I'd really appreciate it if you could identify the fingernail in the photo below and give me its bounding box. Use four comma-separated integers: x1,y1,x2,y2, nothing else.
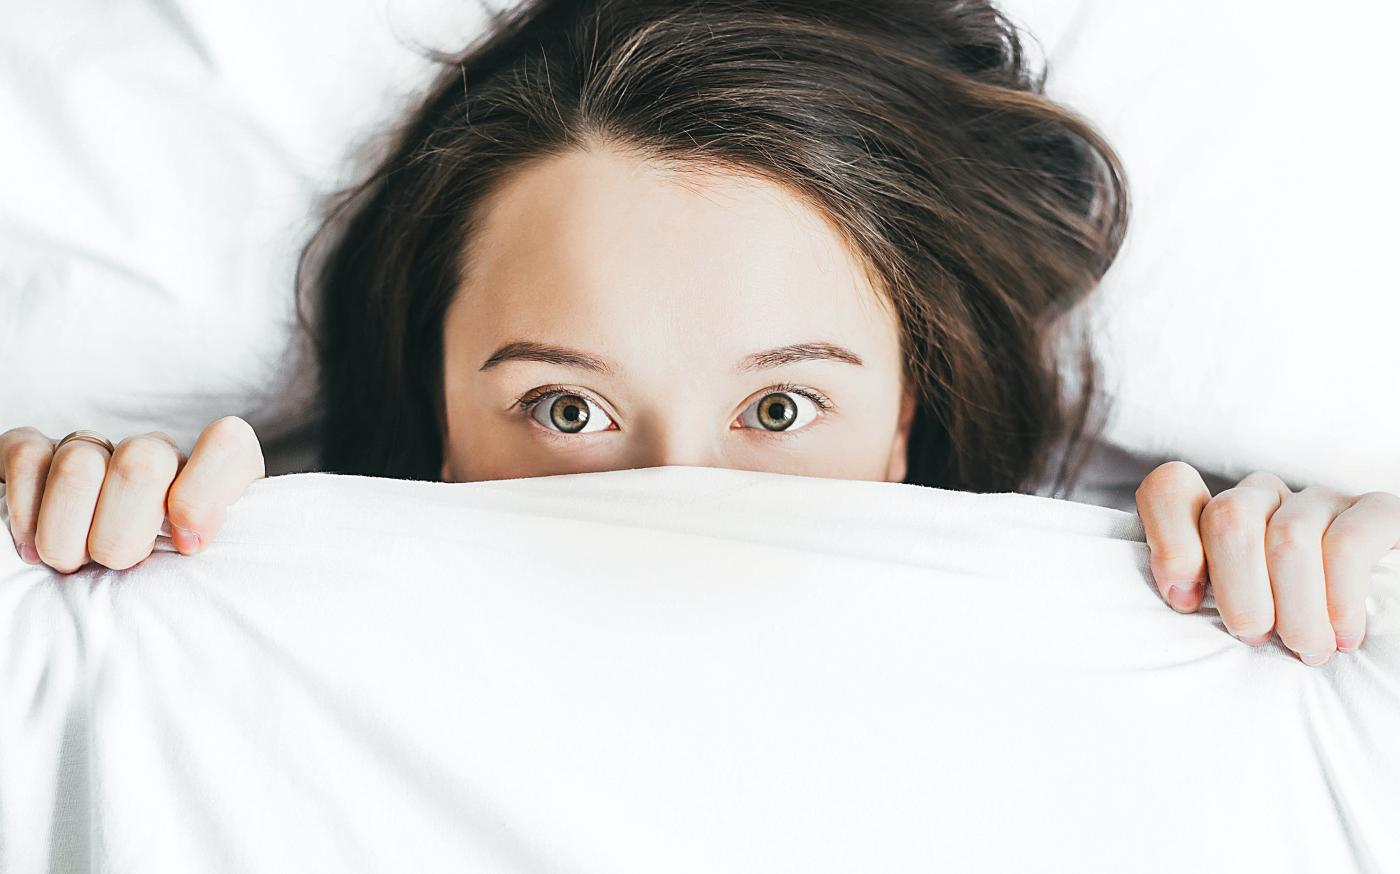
1235,630,1271,646
18,543,39,564
1336,633,1362,652
1166,582,1201,612
174,527,202,552
1299,650,1333,667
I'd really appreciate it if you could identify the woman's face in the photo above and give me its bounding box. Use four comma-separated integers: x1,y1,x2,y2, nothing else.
439,145,914,484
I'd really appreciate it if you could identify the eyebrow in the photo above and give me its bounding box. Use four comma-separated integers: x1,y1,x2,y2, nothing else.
480,341,613,374
736,342,864,372
479,340,864,374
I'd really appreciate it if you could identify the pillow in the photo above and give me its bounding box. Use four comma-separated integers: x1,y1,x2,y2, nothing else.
999,0,1400,496
3,1,1395,496
2,466,1398,871
0,0,486,469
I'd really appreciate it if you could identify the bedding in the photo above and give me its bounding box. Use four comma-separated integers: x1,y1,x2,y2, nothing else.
999,0,1400,496
2,466,1398,873
0,0,487,469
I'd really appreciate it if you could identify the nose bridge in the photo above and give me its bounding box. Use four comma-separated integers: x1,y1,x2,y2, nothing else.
627,412,726,471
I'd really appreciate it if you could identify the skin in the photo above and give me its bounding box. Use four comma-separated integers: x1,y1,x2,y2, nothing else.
437,146,913,484
1135,465,1400,665
0,418,264,570
3,144,1397,667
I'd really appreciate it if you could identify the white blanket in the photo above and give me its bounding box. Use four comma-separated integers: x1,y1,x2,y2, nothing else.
2,467,1398,872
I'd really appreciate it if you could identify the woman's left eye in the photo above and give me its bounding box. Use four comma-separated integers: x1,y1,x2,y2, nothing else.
737,389,826,433
526,391,614,434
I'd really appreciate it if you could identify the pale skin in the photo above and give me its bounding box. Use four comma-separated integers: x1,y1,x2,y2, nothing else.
3,145,1398,667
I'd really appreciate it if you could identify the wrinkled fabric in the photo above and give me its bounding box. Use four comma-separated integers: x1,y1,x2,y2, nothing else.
1,467,1397,873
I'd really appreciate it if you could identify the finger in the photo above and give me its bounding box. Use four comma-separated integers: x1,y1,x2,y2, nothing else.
1135,461,1213,613
34,437,113,573
165,417,265,555
1200,473,1290,645
1264,486,1351,666
87,433,185,571
1321,491,1400,652
0,427,57,564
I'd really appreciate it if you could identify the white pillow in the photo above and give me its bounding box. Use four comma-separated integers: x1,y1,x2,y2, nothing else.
3,466,1398,871
1001,0,1400,496
3,1,1394,496
0,0,485,467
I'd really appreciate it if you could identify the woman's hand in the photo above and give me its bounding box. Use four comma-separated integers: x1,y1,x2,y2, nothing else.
1135,462,1400,666
1,417,265,573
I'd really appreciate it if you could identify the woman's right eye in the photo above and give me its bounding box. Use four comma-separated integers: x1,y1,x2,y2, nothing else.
527,391,615,434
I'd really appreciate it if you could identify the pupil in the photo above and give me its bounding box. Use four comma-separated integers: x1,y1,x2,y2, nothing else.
563,405,579,421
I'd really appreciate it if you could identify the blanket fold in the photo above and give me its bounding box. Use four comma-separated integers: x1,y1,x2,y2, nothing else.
1,468,1397,873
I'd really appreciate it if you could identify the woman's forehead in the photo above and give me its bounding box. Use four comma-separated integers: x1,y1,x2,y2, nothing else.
456,145,899,353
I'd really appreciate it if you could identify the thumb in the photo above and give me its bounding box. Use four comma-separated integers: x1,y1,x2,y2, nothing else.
1136,461,1213,613
164,417,266,554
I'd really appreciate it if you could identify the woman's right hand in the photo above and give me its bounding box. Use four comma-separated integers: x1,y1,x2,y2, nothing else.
0,416,265,573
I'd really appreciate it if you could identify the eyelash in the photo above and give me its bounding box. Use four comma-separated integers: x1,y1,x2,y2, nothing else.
514,385,601,413
763,382,835,411
513,383,835,419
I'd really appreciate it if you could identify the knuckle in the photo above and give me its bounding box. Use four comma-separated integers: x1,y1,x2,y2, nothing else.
1298,485,1341,501
109,437,177,484
207,417,264,479
1136,461,1199,497
1,426,46,445
1237,470,1286,490
207,415,255,447
4,439,52,480
1320,525,1365,558
49,443,109,484
1264,522,1315,560
1199,497,1255,538
143,430,178,448
205,415,265,477
1358,491,1400,514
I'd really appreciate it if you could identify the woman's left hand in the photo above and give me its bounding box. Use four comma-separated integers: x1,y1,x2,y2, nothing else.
1135,462,1400,666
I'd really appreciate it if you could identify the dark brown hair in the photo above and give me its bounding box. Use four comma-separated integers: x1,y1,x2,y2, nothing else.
297,0,1128,497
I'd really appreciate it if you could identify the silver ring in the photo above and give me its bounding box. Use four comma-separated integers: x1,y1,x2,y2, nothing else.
55,430,116,455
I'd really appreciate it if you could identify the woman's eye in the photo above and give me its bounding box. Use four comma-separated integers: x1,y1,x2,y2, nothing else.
529,392,614,434
738,390,821,433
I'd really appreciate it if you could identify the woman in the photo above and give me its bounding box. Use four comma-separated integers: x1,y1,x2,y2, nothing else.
3,0,1397,666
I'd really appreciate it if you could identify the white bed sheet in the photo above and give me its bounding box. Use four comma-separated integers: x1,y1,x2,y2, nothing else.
2,467,1397,873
